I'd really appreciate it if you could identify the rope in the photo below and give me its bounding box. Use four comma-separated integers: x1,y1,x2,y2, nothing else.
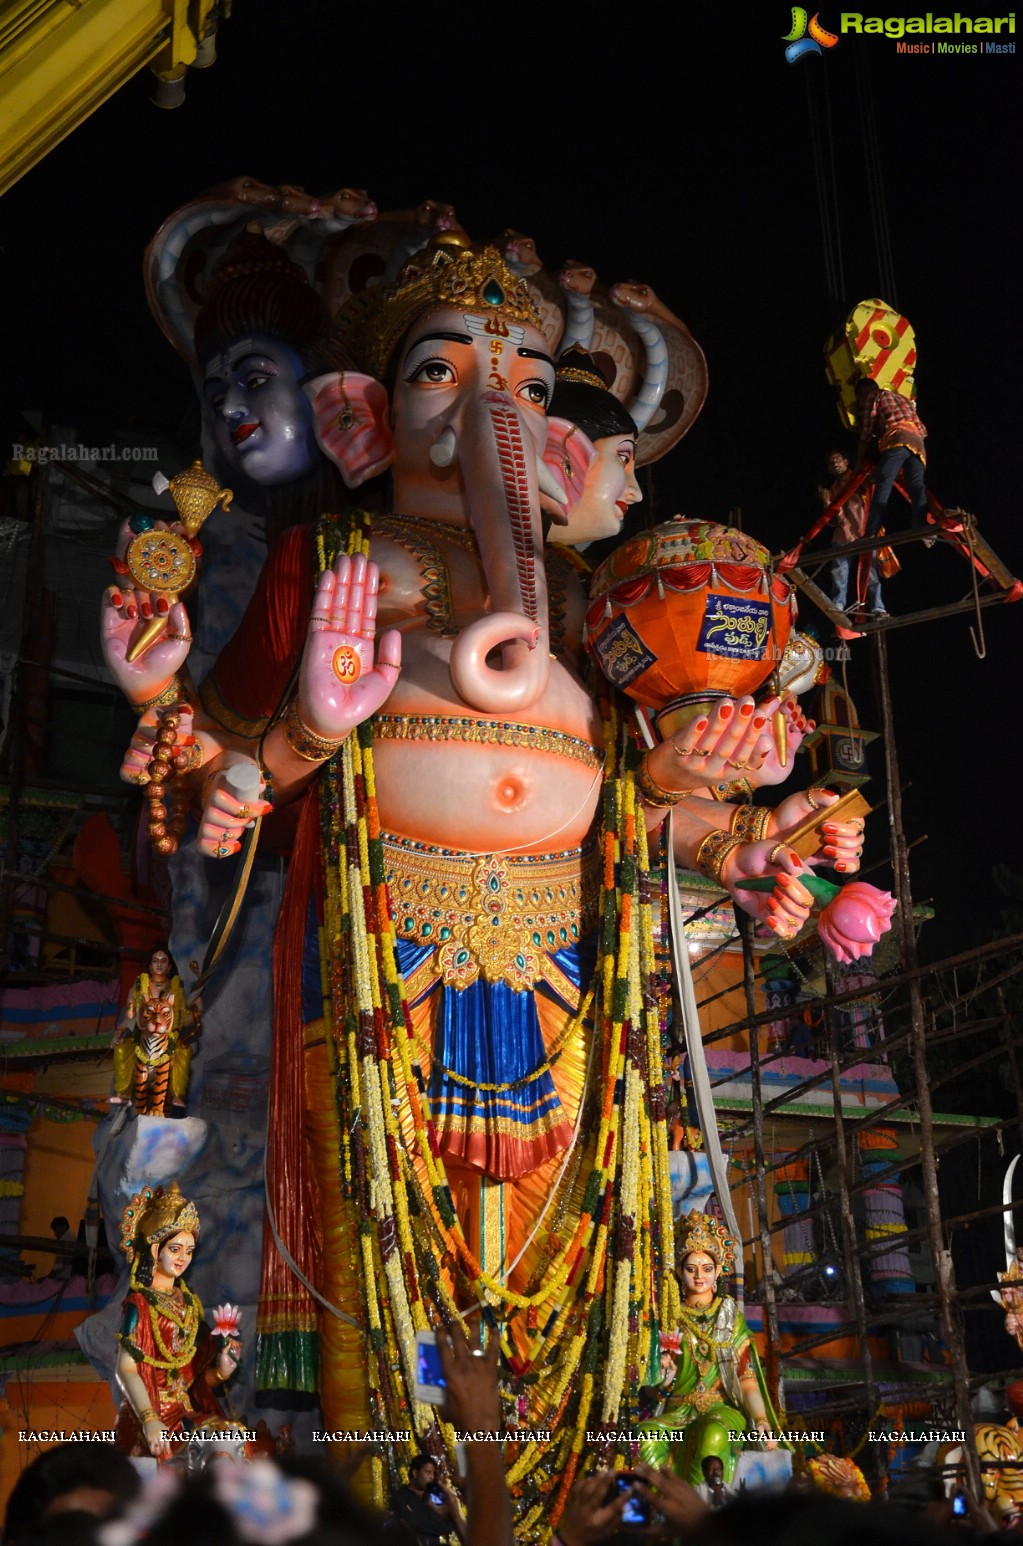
855,55,899,304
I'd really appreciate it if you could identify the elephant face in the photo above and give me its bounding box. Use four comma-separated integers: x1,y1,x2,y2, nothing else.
387,304,561,713
388,302,554,498
202,333,319,486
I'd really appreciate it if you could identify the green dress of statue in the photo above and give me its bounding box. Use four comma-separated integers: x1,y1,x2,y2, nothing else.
640,1209,779,1486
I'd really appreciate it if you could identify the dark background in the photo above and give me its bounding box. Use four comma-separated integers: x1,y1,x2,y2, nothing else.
0,0,1019,1375
0,22,1019,970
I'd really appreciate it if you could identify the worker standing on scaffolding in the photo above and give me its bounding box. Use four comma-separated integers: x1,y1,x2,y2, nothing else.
854,377,929,540
818,449,886,619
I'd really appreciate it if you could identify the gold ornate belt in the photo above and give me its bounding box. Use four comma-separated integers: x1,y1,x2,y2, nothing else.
382,833,600,992
373,714,605,773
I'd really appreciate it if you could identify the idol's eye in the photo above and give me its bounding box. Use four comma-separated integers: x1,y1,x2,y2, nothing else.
617,442,636,467
407,358,457,386
209,394,226,412
246,371,272,391
518,378,551,408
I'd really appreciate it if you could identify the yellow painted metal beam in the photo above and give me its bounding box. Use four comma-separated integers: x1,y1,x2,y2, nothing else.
0,0,206,198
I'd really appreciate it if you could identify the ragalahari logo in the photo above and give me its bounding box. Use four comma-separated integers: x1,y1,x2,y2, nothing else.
783,8,840,61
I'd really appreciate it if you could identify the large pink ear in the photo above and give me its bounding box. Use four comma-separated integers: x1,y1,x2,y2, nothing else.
306,372,395,487
543,417,597,518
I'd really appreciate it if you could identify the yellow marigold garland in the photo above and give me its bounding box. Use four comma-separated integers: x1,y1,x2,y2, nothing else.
314,512,679,1534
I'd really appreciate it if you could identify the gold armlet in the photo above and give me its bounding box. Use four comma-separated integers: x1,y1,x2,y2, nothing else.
636,753,694,809
694,829,745,885
282,699,347,763
729,804,771,843
132,676,184,716
709,777,755,803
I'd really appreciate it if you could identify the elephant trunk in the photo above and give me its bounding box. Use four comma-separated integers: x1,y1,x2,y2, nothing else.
449,392,551,714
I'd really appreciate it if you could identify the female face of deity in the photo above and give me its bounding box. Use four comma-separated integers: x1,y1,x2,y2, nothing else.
557,432,641,545
149,949,170,980
388,303,555,501
152,1230,195,1284
202,334,318,486
680,1250,719,1304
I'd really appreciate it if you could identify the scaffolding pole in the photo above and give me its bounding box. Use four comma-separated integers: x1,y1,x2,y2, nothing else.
740,912,784,1414
873,627,982,1498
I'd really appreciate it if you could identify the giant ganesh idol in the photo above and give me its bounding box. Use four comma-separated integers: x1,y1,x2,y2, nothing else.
101,226,885,1529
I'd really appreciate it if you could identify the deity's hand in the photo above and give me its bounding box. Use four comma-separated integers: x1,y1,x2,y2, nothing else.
769,787,864,874
746,697,815,788
197,753,274,859
143,1414,171,1460
120,704,208,786
723,840,816,941
642,697,779,803
216,1336,242,1380
658,1353,678,1387
103,592,192,707
297,553,401,739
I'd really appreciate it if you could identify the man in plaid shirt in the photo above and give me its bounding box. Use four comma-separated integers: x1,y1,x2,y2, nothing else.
855,377,929,538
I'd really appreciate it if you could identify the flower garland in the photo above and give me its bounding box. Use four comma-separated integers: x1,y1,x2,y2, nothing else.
314,511,678,1537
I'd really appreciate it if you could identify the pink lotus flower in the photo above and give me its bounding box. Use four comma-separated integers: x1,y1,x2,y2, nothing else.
212,1302,242,1338
817,882,896,964
660,1330,683,1355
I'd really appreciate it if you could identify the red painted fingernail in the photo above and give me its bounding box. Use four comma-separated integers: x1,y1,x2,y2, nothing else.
740,702,754,717
766,917,782,933
807,721,817,732
753,716,766,729
776,873,791,887
823,845,838,857
694,719,708,732
127,606,138,620
789,849,801,863
836,861,848,872
111,590,123,607
718,704,733,720
157,596,170,615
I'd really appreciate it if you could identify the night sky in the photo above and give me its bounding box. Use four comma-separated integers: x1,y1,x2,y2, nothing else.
1,0,1019,974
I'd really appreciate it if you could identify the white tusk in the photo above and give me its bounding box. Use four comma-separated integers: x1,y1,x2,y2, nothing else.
429,425,458,467
152,471,171,496
537,456,569,506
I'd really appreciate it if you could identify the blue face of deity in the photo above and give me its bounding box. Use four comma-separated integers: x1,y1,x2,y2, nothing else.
202,334,317,485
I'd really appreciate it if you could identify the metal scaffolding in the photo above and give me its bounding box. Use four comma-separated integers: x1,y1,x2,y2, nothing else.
721,526,1023,1494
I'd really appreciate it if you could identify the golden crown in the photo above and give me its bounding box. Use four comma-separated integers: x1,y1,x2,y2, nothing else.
674,1207,736,1273
342,242,544,378
120,1181,201,1263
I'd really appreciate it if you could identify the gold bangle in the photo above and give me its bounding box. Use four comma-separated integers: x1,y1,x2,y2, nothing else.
283,699,346,763
726,777,755,802
636,753,694,808
131,676,183,716
729,804,771,843
694,829,744,885
140,1407,157,1424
